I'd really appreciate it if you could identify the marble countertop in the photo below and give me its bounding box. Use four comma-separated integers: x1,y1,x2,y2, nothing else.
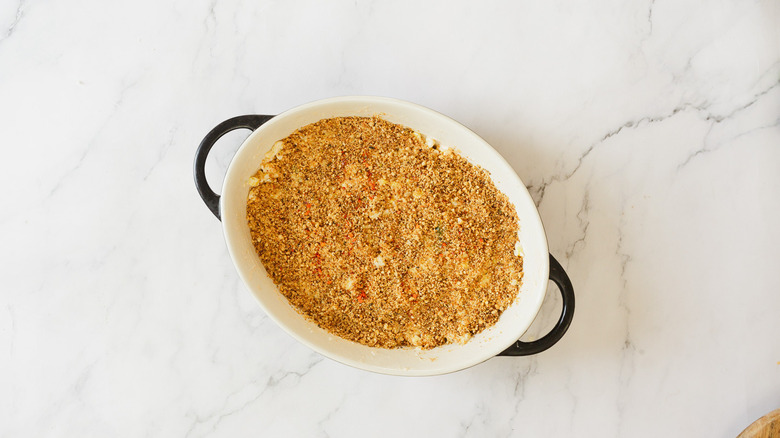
2,0,778,436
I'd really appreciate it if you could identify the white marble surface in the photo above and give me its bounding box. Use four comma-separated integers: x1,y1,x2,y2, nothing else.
1,0,779,436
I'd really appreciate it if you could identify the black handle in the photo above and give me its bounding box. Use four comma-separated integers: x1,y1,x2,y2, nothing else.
193,115,274,220
498,254,575,356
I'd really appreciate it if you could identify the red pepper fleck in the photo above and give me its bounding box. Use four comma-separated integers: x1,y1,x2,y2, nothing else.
357,291,367,303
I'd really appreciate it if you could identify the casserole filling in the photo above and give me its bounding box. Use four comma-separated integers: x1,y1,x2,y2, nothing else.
247,116,523,349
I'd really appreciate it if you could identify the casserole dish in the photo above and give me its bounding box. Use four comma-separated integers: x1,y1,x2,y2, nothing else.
194,96,574,376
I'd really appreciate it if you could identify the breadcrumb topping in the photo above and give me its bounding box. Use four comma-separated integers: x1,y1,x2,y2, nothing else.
246,116,523,349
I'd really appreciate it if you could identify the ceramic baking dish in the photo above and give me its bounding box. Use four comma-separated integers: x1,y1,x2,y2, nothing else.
193,96,574,376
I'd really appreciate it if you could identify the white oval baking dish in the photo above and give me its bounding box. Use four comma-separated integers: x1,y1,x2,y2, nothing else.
194,96,574,376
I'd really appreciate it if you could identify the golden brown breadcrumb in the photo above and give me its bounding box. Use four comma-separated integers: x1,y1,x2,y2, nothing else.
246,116,523,349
